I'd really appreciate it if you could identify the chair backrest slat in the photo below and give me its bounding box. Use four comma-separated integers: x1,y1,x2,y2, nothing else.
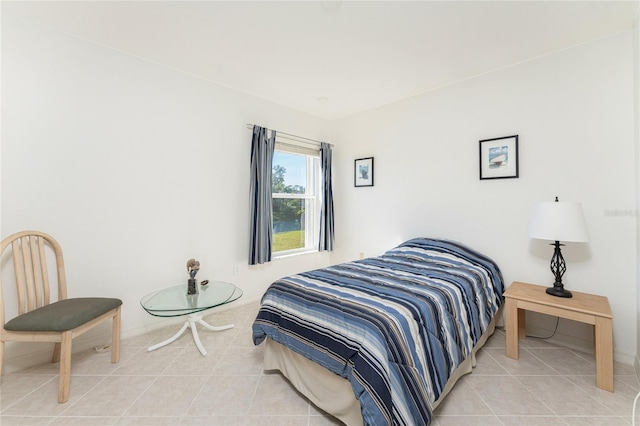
37,237,51,306
11,239,27,315
21,236,37,312
29,236,49,309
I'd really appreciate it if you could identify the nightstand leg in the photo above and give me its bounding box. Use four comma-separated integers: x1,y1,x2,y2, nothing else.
506,298,519,359
518,309,526,338
595,316,614,392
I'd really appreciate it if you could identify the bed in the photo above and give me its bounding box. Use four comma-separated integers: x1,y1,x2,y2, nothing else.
252,238,504,425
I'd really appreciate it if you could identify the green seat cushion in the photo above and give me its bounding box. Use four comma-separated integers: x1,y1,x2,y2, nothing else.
5,297,122,332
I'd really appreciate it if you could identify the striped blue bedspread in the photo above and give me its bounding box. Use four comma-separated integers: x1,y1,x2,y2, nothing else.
252,238,504,425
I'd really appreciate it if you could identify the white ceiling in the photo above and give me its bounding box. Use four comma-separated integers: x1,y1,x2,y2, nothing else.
4,1,639,120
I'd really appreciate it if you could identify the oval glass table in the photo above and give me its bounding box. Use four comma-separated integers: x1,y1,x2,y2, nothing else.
140,281,243,356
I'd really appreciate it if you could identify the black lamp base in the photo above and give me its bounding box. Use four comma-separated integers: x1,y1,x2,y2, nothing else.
546,240,572,298
546,285,573,298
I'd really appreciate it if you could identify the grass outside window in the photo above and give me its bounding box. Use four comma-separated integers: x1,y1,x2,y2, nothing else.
273,230,305,252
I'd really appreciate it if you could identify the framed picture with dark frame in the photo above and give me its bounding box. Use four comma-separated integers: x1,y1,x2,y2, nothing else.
354,157,374,187
479,135,519,180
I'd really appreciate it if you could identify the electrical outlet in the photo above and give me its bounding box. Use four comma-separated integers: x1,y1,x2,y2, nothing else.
359,252,365,260
233,264,240,275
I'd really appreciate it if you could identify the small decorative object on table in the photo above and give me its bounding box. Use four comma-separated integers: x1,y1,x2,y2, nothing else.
186,258,200,295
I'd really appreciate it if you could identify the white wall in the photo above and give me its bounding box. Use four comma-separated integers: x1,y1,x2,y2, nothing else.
332,31,637,361
1,11,332,371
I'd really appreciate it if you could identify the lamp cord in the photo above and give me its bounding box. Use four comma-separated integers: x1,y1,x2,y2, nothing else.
526,317,560,340
494,317,560,339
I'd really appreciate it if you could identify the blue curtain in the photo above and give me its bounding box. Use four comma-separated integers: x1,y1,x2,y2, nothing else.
318,142,335,252
249,125,276,265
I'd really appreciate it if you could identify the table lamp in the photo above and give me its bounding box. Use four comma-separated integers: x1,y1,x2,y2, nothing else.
528,196,590,298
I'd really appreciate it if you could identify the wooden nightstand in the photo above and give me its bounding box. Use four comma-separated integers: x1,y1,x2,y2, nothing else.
504,281,614,392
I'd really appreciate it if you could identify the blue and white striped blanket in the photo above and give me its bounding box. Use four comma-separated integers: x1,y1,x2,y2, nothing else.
252,238,504,425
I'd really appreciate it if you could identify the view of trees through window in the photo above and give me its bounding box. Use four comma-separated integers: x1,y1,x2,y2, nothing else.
272,152,309,252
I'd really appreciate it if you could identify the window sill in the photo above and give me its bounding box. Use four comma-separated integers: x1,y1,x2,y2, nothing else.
273,249,318,260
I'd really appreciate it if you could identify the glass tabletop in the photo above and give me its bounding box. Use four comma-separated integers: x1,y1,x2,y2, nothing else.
140,281,243,317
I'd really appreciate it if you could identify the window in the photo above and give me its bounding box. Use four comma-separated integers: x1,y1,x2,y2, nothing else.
272,146,321,255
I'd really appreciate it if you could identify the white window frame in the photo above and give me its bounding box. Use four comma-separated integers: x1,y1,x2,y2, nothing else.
272,145,321,257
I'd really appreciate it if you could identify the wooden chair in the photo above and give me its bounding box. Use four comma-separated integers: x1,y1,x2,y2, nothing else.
0,230,122,403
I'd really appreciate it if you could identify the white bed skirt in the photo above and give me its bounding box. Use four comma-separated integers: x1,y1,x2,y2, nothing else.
263,312,499,425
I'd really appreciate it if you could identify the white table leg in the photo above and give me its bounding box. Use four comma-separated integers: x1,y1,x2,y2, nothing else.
189,316,208,356
147,321,190,352
147,313,235,356
198,317,234,332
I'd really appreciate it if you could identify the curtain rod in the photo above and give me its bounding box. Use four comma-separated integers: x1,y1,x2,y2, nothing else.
246,123,333,147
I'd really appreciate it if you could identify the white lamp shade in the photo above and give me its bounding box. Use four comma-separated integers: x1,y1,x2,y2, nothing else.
528,201,590,243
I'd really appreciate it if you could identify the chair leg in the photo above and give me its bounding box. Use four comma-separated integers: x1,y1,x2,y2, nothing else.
52,342,61,363
111,306,121,363
58,331,72,403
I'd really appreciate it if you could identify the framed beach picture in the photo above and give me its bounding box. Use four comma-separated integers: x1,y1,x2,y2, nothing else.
354,157,374,187
479,135,519,180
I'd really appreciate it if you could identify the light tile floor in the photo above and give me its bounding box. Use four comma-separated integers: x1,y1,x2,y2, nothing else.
1,301,639,425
